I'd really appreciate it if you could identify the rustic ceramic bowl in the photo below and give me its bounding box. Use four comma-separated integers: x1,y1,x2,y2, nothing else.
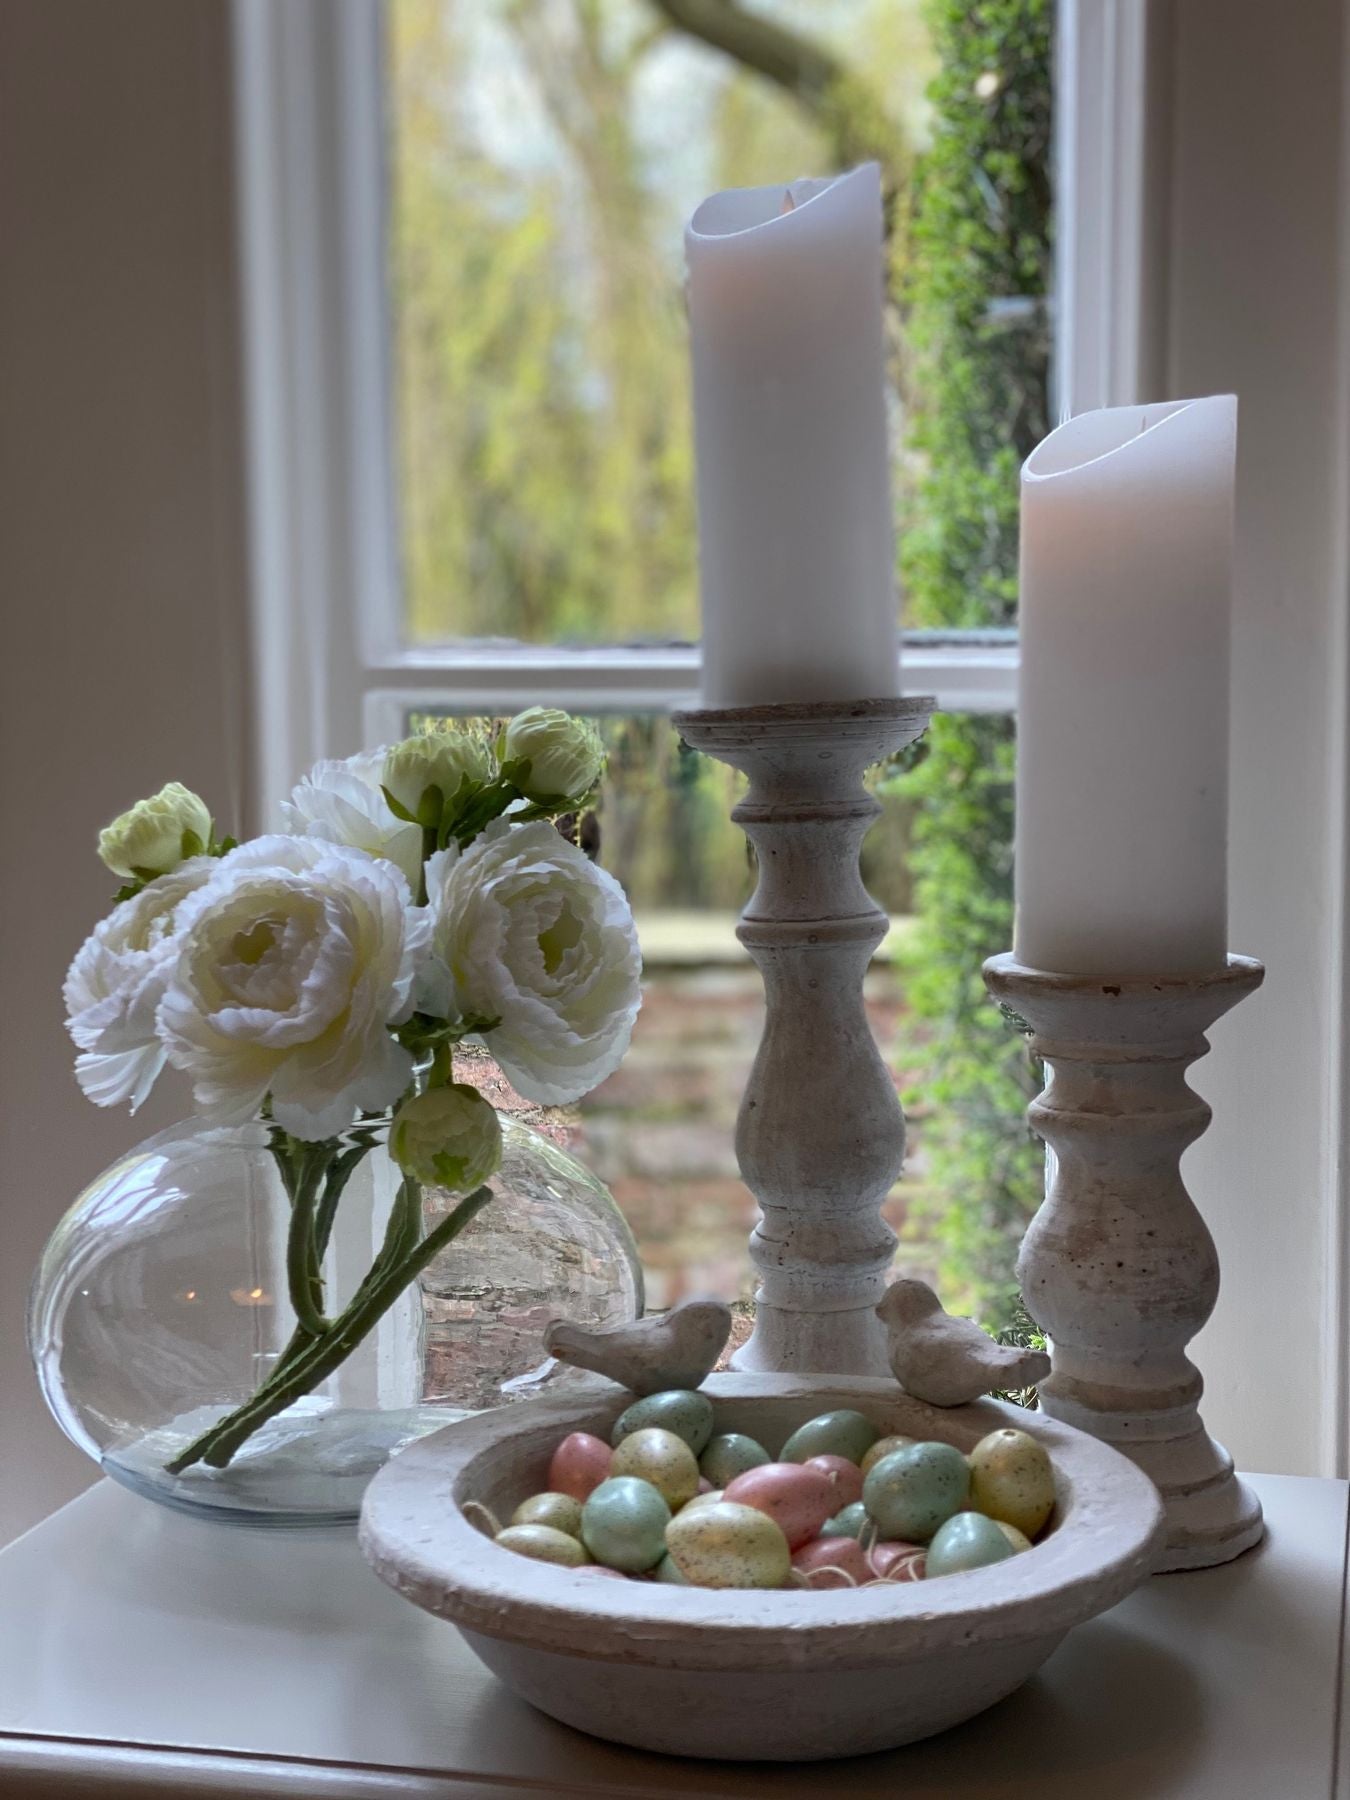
360,1373,1164,1761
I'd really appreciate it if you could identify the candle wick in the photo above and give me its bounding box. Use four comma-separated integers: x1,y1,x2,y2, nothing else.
780,187,797,215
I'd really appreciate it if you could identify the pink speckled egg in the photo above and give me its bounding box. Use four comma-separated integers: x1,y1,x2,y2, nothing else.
804,1454,864,1511
870,1540,927,1582
723,1461,836,1550
547,1432,613,1502
791,1535,873,1589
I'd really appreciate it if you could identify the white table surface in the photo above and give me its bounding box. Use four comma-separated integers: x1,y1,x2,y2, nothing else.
0,1473,1345,1799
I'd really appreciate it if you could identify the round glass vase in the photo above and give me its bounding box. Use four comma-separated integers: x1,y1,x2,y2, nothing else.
29,1111,643,1527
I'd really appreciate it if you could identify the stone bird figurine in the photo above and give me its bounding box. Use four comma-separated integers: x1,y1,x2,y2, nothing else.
544,1297,733,1396
876,1280,1051,1407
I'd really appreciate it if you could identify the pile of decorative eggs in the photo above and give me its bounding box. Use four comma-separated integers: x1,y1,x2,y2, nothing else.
481,1395,1057,1591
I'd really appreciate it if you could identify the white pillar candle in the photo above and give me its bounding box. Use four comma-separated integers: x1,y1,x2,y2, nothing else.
685,164,899,707
1014,396,1237,976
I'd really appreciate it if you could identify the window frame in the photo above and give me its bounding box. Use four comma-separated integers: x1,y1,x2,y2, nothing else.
230,0,1350,1477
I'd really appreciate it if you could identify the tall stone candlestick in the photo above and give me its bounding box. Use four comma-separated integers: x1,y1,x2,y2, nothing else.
983,952,1265,1572
674,697,932,1376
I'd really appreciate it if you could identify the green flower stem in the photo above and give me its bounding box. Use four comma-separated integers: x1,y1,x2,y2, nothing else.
165,1181,492,1475
285,1149,332,1337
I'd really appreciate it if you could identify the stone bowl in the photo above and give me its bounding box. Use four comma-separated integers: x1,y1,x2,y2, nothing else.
359,1373,1164,1762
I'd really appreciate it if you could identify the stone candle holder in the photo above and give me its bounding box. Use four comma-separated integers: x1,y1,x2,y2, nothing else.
672,697,933,1378
982,952,1265,1572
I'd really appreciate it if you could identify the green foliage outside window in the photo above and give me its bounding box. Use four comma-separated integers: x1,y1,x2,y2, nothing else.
887,0,1053,1324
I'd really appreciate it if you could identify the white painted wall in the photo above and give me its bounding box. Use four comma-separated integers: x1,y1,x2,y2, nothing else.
1166,0,1349,1476
0,0,251,1543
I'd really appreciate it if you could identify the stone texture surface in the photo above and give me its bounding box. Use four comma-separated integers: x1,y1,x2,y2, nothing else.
359,1372,1165,1761
983,953,1266,1573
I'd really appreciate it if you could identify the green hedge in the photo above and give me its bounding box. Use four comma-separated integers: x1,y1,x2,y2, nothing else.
889,0,1052,1326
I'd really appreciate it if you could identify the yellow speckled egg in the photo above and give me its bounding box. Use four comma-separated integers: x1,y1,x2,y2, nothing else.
665,1500,792,1590
992,1520,1033,1553
861,1434,914,1477
968,1428,1055,1539
611,1427,700,1510
495,1524,586,1568
678,1487,725,1515
510,1492,584,1538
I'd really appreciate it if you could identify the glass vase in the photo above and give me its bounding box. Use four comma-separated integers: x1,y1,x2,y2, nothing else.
29,1110,643,1526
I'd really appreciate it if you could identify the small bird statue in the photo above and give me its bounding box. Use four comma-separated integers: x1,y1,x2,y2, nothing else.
876,1280,1051,1407
544,1297,733,1396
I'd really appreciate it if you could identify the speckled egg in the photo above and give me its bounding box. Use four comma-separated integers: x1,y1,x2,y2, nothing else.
577,1563,629,1579
779,1410,878,1466
510,1492,584,1538
723,1461,836,1549
611,1389,715,1456
819,1501,868,1539
580,1475,672,1573
679,1487,724,1515
968,1428,1055,1538
547,1431,613,1502
664,1501,791,1590
992,1520,1034,1554
861,1433,914,1477
790,1535,873,1589
699,1432,771,1487
925,1510,1016,1578
610,1427,700,1509
869,1540,927,1582
804,1454,864,1511
862,1441,970,1543
654,1553,689,1584
495,1524,586,1568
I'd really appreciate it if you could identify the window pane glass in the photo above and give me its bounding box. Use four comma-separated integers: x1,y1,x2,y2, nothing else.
409,711,1040,1323
387,0,938,647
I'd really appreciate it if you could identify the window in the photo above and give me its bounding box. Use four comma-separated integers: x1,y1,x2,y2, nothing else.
235,0,1049,1328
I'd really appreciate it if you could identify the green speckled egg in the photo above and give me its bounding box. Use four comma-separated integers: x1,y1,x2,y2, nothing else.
699,1432,771,1487
664,1501,791,1590
819,1502,868,1539
611,1390,715,1455
610,1427,700,1509
495,1524,586,1568
969,1428,1055,1539
861,1434,914,1477
779,1410,878,1466
654,1553,689,1584
510,1492,584,1538
863,1441,969,1543
581,1476,672,1572
925,1511,1016,1578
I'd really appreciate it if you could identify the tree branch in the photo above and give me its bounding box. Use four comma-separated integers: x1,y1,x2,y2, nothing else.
644,0,908,197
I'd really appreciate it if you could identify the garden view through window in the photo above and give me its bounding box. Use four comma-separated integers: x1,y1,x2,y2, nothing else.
387,0,1053,1329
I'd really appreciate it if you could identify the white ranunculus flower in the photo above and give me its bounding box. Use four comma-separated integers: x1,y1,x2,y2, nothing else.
498,707,605,804
282,749,424,891
389,1083,502,1191
382,731,491,824
98,782,213,881
425,820,641,1105
63,859,217,1110
157,836,428,1140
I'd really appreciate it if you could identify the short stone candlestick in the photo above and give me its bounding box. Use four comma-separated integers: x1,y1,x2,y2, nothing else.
673,697,934,1378
983,951,1265,1572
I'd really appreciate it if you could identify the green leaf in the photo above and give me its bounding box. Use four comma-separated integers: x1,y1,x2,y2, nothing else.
381,785,419,824
179,828,206,860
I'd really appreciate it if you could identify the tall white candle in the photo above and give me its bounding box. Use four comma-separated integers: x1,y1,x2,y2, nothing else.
1015,396,1237,976
685,164,899,707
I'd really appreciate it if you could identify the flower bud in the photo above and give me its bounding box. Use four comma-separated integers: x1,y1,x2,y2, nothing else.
390,1083,502,1192
498,708,604,805
98,783,213,881
382,733,491,828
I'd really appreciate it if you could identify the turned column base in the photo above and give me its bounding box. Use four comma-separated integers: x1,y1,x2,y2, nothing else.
1037,1388,1264,1571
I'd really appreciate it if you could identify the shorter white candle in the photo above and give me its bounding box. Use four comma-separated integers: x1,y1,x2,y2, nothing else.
1015,396,1237,976
685,164,899,707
